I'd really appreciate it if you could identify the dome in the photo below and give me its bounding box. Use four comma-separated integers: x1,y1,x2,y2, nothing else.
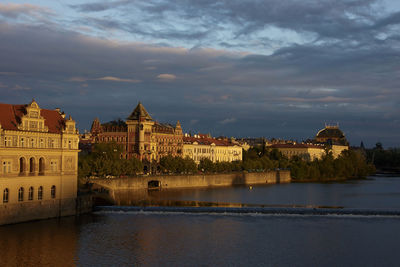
315,125,348,145
316,126,344,139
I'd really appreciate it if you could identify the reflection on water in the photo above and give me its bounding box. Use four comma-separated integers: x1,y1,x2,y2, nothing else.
0,217,79,266
1,177,400,266
1,212,400,266
111,177,400,209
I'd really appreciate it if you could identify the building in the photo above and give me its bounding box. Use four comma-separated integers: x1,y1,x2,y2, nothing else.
316,124,348,145
0,100,79,225
267,124,349,161
88,102,183,162
268,143,326,161
183,134,242,164
315,124,349,157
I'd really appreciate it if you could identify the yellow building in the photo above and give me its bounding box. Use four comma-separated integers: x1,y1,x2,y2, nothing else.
183,135,242,164
268,143,348,161
268,144,326,161
0,100,79,225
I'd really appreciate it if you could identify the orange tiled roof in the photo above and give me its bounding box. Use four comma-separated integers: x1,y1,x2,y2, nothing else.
0,102,66,134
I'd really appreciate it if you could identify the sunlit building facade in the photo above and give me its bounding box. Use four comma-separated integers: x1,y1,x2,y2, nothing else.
183,135,242,164
0,100,79,225
89,102,183,162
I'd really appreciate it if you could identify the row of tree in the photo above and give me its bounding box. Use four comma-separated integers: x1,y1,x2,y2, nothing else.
78,143,143,178
78,142,376,181
365,143,400,172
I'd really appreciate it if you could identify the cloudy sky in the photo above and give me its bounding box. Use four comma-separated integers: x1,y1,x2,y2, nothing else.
1,0,400,147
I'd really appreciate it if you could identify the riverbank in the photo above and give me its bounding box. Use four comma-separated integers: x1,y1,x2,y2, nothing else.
90,170,291,191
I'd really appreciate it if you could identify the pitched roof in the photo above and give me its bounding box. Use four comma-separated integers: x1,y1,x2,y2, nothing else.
0,102,65,134
127,102,153,121
269,144,324,149
183,136,237,147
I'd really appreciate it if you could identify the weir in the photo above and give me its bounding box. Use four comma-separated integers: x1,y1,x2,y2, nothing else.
94,205,400,217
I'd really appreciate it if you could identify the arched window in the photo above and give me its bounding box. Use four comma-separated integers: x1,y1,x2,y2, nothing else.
51,185,56,199
38,186,43,200
29,157,35,173
18,187,24,202
39,158,45,175
3,188,9,203
28,187,34,201
19,157,26,174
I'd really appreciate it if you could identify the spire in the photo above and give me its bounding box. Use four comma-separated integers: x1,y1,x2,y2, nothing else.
127,102,153,121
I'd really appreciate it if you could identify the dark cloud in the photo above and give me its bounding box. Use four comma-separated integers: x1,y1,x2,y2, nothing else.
0,1,400,147
69,0,130,12
67,0,389,47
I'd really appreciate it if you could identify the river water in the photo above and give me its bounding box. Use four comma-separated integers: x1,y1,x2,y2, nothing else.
1,176,400,266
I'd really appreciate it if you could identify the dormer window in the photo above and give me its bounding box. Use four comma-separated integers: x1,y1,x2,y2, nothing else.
30,111,38,118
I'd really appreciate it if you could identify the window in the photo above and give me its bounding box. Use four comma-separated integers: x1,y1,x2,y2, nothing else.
4,136,12,147
3,188,9,203
19,157,26,174
40,138,44,148
38,186,43,200
51,186,56,199
28,187,34,201
31,138,35,148
20,137,25,147
29,121,38,129
29,157,35,173
3,161,11,174
39,158,45,174
18,187,24,202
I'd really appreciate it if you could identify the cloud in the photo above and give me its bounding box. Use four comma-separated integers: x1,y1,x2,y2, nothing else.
68,76,140,83
219,118,237,125
64,0,396,55
96,76,141,83
157,73,176,81
1,2,400,146
69,1,129,13
0,3,53,20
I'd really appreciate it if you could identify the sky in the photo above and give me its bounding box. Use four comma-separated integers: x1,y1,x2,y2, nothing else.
1,0,400,148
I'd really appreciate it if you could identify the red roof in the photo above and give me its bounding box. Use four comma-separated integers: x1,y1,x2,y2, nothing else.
0,102,66,134
183,136,236,147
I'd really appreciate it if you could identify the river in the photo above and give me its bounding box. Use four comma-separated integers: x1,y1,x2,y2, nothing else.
1,176,400,266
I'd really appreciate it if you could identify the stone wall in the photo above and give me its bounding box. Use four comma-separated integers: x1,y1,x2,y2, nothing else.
0,198,76,225
92,170,291,191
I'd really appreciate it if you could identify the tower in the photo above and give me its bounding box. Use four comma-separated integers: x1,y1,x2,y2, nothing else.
126,102,155,160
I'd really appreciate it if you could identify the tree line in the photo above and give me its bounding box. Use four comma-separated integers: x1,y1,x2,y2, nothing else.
78,142,375,181
365,143,400,172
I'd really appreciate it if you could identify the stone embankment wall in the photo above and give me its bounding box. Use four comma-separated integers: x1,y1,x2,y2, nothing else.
0,198,76,226
92,170,291,191
0,195,93,226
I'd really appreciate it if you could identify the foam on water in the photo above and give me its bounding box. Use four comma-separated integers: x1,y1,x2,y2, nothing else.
94,205,400,218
